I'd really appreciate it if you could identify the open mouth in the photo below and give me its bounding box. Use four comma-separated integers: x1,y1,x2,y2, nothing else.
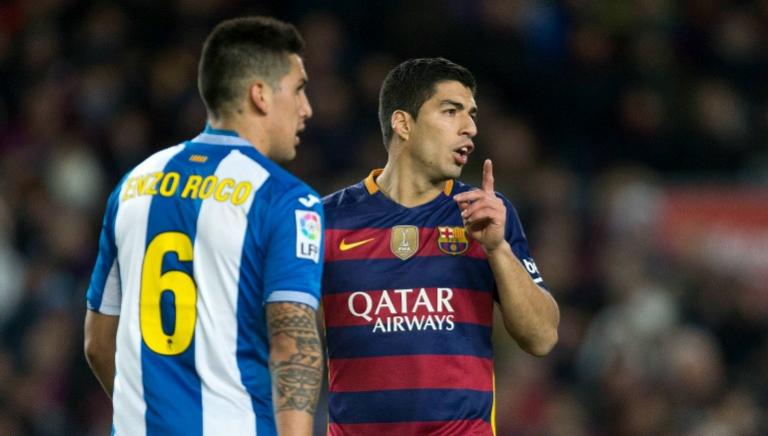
452,143,474,165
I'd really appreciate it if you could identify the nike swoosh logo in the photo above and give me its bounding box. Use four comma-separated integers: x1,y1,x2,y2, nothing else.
339,237,376,251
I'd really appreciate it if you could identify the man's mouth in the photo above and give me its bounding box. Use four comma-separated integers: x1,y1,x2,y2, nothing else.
452,143,474,165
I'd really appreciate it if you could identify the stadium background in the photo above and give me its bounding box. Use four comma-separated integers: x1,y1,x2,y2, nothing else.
1,0,767,434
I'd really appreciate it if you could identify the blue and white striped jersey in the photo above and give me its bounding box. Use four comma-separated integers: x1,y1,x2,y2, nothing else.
86,125,324,436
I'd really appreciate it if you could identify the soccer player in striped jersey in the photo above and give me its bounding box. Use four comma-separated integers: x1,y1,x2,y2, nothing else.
322,58,560,435
84,17,323,436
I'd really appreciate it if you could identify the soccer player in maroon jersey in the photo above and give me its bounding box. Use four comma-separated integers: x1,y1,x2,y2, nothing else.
321,57,559,435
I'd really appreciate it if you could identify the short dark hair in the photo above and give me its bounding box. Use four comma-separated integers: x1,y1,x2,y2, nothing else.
198,16,304,119
378,57,476,148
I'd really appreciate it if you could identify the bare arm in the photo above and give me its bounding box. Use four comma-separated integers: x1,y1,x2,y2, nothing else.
266,302,323,436
486,242,559,356
84,309,119,398
454,159,559,356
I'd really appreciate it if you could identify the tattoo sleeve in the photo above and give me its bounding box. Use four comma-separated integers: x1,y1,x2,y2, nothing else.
266,302,323,415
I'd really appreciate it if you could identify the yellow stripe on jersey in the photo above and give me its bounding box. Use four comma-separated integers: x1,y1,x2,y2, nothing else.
491,371,497,435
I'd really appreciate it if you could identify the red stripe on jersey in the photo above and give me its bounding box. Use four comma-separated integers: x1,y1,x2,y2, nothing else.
329,354,493,392
325,228,486,262
328,419,493,436
322,288,493,328
325,228,391,261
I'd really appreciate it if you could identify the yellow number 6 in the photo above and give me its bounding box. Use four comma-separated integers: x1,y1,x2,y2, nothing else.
140,231,196,355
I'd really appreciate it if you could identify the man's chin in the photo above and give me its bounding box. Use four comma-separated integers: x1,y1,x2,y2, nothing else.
282,148,298,163
267,146,296,164
447,163,464,179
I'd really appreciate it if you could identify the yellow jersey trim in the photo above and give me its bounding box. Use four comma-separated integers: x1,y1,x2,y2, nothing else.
491,371,497,435
443,179,454,196
364,169,384,194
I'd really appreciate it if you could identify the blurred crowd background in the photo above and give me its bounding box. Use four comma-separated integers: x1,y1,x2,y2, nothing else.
1,0,767,435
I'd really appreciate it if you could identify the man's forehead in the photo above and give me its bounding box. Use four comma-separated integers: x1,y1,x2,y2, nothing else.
274,54,306,88
430,81,476,106
288,54,307,76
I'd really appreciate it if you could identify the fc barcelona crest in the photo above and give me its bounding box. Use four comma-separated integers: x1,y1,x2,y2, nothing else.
437,226,469,255
390,225,419,260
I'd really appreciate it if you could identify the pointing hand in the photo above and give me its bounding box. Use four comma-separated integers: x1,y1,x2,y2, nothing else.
453,159,506,252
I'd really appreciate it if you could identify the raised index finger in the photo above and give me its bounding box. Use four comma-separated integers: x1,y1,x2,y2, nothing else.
482,159,494,193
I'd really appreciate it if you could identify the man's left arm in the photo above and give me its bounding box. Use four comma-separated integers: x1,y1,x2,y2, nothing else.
260,185,326,435
454,159,559,356
266,302,323,436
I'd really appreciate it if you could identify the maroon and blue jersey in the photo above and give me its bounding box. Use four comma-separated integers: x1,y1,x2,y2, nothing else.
322,170,545,435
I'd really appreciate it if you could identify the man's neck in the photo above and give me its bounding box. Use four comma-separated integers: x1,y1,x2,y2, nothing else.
375,152,447,208
208,116,270,157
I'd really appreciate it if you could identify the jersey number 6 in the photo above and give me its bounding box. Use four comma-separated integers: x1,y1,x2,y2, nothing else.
140,231,197,356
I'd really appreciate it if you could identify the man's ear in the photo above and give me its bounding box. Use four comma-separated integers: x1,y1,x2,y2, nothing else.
249,80,271,115
391,110,412,142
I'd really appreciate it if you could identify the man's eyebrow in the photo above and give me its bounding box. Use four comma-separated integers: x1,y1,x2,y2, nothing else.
440,99,464,109
441,99,478,116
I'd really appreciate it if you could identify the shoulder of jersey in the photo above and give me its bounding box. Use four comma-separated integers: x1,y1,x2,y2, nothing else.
129,143,315,200
231,146,318,197
453,179,511,204
451,179,476,195
322,181,369,211
128,144,186,174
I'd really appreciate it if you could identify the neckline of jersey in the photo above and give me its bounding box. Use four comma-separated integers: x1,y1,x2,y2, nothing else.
192,124,252,147
363,168,455,211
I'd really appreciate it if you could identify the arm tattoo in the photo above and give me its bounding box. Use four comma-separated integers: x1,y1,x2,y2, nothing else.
267,302,323,414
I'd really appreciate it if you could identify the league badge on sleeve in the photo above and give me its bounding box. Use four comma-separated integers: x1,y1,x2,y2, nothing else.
437,226,469,255
295,210,321,263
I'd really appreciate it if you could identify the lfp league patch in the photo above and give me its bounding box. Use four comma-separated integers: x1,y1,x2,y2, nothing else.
295,210,321,263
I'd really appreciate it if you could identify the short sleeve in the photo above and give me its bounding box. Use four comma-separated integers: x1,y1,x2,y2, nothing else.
86,184,123,315
261,185,324,309
500,194,546,288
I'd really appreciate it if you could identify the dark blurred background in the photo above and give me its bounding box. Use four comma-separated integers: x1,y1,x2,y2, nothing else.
1,0,767,435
